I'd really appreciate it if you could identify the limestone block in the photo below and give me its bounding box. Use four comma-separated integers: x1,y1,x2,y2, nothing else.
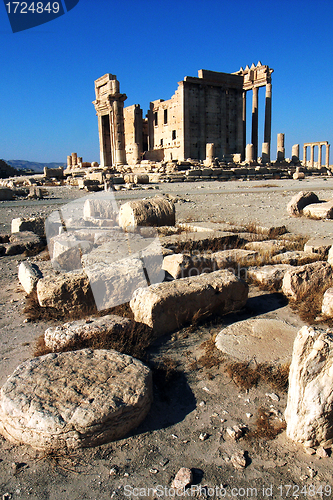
321,288,333,317
83,198,118,220
18,261,43,295
285,326,333,449
305,238,333,256
44,314,133,351
11,217,45,236
271,251,321,266
211,249,258,268
247,264,293,290
303,201,333,219
162,253,214,279
133,174,149,184
130,269,248,337
216,318,298,365
293,171,305,180
0,349,152,451
244,239,287,255
6,231,44,256
287,191,319,216
37,272,93,314
282,261,333,301
119,197,175,231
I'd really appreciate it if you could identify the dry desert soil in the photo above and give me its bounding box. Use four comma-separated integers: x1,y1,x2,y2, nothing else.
1,177,333,500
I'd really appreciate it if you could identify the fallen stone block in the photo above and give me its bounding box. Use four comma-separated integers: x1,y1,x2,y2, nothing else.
18,261,43,294
321,288,333,317
162,253,214,279
119,197,175,231
282,261,333,301
11,217,45,236
244,239,287,255
0,349,152,451
326,246,333,267
28,186,44,199
130,269,248,337
287,191,319,216
44,314,133,351
303,201,333,219
43,166,64,179
247,264,293,290
211,249,258,267
271,251,321,266
83,198,118,220
6,231,44,256
285,326,333,449
37,272,94,314
304,237,333,256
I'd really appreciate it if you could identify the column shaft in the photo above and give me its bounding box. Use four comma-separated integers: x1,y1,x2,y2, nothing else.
242,91,246,160
264,83,272,157
303,145,307,166
326,144,330,168
310,145,315,168
318,145,322,168
251,87,259,160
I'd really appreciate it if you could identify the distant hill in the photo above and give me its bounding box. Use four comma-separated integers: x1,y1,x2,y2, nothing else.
0,159,22,178
6,160,66,174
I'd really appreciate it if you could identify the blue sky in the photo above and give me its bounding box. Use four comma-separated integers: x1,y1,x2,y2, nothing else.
0,0,332,164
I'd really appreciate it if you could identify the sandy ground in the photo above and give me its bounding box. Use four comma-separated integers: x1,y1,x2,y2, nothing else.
1,177,333,500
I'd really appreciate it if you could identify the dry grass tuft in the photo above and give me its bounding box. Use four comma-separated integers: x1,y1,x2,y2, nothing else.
246,407,286,440
224,361,289,392
289,284,330,325
196,335,224,369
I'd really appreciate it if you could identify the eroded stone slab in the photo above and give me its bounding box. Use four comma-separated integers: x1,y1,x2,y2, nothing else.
215,318,298,364
282,261,333,301
0,349,152,451
247,264,293,290
303,201,333,219
18,261,43,294
271,251,321,266
130,269,248,337
44,315,133,351
287,191,319,216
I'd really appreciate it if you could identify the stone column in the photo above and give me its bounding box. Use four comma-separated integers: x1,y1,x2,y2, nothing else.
71,152,78,167
277,133,285,162
112,97,127,166
310,145,315,168
326,143,330,168
242,91,246,160
206,143,215,162
67,156,72,168
245,144,254,163
132,143,141,164
318,145,322,168
303,145,307,166
264,83,272,150
251,87,259,160
292,144,299,163
262,142,270,164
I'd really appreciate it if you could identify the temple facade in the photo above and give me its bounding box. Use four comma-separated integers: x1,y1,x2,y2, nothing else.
93,63,274,167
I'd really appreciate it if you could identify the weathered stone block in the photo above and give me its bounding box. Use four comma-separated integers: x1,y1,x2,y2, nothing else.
83,198,117,220
321,288,333,317
271,251,321,266
130,269,248,336
119,197,175,231
304,238,333,256
44,314,133,351
6,231,44,255
282,261,333,301
11,217,45,236
247,264,293,290
0,188,14,200
18,261,43,295
37,272,93,314
287,191,319,216
0,349,152,451
285,326,333,449
303,201,333,219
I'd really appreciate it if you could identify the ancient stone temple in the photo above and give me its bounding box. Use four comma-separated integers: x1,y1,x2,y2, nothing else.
93,63,273,167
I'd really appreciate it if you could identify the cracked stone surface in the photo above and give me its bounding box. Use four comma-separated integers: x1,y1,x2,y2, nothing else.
0,349,152,451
